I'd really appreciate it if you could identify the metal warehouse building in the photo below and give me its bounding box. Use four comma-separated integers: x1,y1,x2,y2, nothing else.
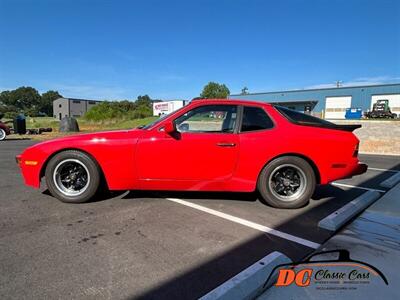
53,98,101,120
230,83,400,119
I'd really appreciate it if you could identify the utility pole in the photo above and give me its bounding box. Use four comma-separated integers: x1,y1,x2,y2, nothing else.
335,80,343,88
241,87,249,95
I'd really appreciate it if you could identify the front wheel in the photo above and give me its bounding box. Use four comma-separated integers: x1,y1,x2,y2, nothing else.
257,156,316,209
45,150,100,203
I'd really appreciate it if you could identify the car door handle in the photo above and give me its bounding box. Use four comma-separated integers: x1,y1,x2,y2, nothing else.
216,142,236,147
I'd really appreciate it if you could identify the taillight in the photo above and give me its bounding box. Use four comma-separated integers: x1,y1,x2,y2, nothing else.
353,143,359,157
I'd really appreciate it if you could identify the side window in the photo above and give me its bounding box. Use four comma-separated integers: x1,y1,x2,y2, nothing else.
241,106,274,132
275,106,334,126
175,105,237,133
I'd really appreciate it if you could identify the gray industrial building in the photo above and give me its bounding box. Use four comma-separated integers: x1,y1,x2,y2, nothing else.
53,98,101,120
230,83,400,119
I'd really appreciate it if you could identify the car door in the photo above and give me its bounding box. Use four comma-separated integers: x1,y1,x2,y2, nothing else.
135,104,240,182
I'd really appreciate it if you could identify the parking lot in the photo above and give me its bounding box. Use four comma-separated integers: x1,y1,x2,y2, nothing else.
1,139,399,299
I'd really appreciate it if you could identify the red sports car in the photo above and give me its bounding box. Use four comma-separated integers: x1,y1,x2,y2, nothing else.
17,99,367,208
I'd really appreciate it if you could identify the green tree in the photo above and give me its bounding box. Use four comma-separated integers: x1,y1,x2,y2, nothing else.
0,90,13,107
13,87,41,114
133,95,152,118
200,82,230,99
40,90,62,116
0,91,13,116
0,87,63,117
1,87,41,116
135,95,152,107
85,96,153,121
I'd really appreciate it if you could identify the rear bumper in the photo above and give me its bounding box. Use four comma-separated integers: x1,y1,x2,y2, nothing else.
352,163,368,176
324,162,368,184
341,163,368,180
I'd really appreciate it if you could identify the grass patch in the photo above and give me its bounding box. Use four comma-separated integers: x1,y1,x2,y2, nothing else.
24,116,158,130
7,116,159,141
26,117,60,129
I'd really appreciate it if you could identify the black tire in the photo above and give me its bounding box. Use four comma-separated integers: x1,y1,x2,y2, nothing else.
45,150,100,203
257,156,316,209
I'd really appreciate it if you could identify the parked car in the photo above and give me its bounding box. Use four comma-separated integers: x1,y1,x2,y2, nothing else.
0,121,11,141
16,99,367,208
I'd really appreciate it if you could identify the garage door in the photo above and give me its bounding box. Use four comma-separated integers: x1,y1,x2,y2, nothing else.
325,96,352,119
371,94,400,115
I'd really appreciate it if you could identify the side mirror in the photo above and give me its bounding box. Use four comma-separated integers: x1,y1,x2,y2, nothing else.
178,123,189,132
164,121,175,134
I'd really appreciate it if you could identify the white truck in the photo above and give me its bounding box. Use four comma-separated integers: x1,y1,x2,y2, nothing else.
153,100,186,116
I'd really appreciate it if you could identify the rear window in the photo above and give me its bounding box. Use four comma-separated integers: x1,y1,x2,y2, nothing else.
274,106,334,126
241,106,274,132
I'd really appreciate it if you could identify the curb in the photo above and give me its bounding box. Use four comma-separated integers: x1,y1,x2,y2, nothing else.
318,190,381,231
359,151,400,156
380,172,400,188
200,252,291,300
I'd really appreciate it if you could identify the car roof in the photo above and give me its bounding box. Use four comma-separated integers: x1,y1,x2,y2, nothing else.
190,98,272,107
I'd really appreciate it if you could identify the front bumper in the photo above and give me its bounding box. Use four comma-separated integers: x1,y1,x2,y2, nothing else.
16,155,22,166
15,154,41,188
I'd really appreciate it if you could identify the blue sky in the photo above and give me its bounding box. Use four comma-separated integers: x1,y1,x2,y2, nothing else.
0,0,399,100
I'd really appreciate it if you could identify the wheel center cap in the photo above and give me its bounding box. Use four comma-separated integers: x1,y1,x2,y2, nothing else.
283,179,291,187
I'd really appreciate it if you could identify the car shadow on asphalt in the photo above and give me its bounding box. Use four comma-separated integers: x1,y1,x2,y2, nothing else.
41,189,127,203
40,183,348,205
126,161,399,300
2,137,31,141
123,190,260,202
121,184,346,205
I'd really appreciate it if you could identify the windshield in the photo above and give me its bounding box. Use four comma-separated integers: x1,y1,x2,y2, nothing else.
141,106,187,130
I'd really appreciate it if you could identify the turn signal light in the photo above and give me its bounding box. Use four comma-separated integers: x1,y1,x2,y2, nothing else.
25,160,38,166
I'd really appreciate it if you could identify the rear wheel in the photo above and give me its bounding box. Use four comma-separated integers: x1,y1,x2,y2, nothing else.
45,150,100,203
257,156,316,209
0,128,6,141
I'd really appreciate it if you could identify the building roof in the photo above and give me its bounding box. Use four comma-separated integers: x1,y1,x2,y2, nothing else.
190,98,273,107
230,83,400,96
55,97,101,102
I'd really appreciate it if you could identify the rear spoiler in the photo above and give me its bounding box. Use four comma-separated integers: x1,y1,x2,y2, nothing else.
330,124,362,132
294,121,362,132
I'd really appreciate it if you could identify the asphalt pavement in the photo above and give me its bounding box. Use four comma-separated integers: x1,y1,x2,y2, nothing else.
0,139,399,299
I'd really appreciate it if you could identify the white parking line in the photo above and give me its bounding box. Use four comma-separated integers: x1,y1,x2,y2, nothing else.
368,167,399,173
166,198,321,249
331,182,386,193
